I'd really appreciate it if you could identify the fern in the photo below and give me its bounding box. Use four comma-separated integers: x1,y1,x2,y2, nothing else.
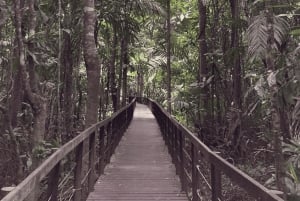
246,12,289,61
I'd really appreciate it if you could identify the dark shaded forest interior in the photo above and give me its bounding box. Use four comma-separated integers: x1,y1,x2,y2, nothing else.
0,0,299,200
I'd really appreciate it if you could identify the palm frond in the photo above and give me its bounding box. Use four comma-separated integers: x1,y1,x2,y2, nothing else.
130,0,166,17
246,13,289,61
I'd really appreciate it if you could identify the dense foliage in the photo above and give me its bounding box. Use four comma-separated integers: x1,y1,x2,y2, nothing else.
0,0,299,200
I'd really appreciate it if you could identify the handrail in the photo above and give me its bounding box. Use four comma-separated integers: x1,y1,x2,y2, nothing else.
137,97,284,201
1,99,136,201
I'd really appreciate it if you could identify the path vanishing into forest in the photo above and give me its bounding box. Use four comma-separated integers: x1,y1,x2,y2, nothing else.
1,98,284,201
86,104,188,201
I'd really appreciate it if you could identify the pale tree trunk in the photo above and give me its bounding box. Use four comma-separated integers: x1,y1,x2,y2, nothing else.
166,0,171,113
117,40,124,108
83,0,100,198
83,0,100,127
26,0,47,154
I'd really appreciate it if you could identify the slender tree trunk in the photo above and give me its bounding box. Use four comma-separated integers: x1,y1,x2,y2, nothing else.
265,3,286,198
83,0,100,127
166,0,171,113
9,67,23,127
121,37,128,107
230,0,241,108
137,65,144,97
110,25,118,111
14,0,47,200
82,1,100,198
198,0,209,106
198,0,209,138
62,25,73,142
229,0,242,153
117,40,123,108
76,75,83,123
26,0,47,151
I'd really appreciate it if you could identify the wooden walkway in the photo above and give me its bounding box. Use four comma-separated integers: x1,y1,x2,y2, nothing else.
86,104,188,201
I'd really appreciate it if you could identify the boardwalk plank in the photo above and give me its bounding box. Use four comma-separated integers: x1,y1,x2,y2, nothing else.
86,104,188,201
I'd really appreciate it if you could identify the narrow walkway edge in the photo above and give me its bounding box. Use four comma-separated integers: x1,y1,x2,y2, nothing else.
86,103,188,201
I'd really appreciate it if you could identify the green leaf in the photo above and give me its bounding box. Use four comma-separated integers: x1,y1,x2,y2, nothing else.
290,28,300,36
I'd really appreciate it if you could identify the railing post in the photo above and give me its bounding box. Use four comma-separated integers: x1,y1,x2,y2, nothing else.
106,122,112,163
172,123,176,164
174,126,179,175
165,119,169,146
47,162,60,201
192,144,199,201
99,126,105,175
88,132,96,192
211,164,222,201
180,133,187,192
169,120,174,161
111,120,115,156
74,142,83,201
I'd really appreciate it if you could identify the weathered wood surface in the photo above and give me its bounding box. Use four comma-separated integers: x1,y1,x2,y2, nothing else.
86,104,188,201
1,100,135,201
146,97,284,201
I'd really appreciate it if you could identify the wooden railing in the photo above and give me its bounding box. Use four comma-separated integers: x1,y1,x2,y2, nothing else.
137,97,284,201
1,99,136,201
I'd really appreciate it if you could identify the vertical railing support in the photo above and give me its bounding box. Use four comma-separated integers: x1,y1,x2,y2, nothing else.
99,126,105,175
47,162,60,201
192,144,199,201
106,123,112,163
88,132,96,192
211,164,222,201
181,134,187,192
174,126,179,175
172,123,176,164
74,142,83,201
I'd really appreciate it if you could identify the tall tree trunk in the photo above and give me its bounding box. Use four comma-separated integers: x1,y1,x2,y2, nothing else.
82,1,100,198
265,3,286,198
83,0,100,127
27,0,38,93
230,0,241,108
26,0,47,151
229,0,242,153
62,25,73,142
117,40,124,108
198,0,209,107
166,0,171,113
110,25,118,112
198,0,209,138
9,67,23,127
14,0,46,152
121,37,128,107
14,0,47,200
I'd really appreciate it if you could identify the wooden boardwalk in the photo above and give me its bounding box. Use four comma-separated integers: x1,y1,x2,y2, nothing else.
86,104,188,201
